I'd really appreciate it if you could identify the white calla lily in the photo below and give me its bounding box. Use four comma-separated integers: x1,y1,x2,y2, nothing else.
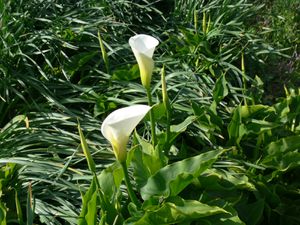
129,34,159,89
101,105,151,162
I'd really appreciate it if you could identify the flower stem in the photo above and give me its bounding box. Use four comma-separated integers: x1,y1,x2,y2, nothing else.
120,161,140,207
165,105,171,153
161,65,171,154
241,51,248,106
146,87,157,146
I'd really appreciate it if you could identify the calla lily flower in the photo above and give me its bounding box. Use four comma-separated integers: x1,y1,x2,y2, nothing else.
101,105,151,162
129,34,159,89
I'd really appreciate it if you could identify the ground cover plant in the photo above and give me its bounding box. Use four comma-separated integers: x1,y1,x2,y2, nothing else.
0,0,299,224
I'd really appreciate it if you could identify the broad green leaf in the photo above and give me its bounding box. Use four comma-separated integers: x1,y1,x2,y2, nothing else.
100,193,123,225
98,162,123,202
65,51,98,77
126,197,227,225
245,119,277,134
192,102,223,128
273,198,300,224
85,192,98,225
79,177,98,225
239,104,275,119
236,199,265,225
78,123,96,173
199,203,246,225
0,202,6,225
79,177,122,225
152,103,166,120
112,64,140,81
228,105,277,145
228,106,247,145
94,96,117,117
0,163,17,197
170,116,197,134
130,147,153,189
140,149,224,200
265,135,300,155
274,97,290,123
199,168,256,191
130,132,165,189
168,116,197,143
255,181,280,208
98,212,107,225
192,102,223,141
213,74,228,104
239,105,278,134
261,135,300,176
144,103,166,121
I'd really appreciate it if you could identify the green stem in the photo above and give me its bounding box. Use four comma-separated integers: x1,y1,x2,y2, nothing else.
165,105,171,154
161,64,171,155
120,162,140,207
241,52,247,106
146,88,157,146
93,172,106,204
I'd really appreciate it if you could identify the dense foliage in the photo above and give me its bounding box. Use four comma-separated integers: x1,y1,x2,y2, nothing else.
0,0,299,224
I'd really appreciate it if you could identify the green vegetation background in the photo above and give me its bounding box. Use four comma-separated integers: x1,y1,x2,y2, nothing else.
0,0,299,224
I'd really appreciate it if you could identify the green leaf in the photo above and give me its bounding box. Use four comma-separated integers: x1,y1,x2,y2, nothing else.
98,31,110,74
152,103,166,120
80,175,124,225
98,211,107,225
130,132,165,189
131,148,156,189
199,168,256,191
213,74,228,104
261,135,300,176
126,197,227,225
78,123,96,173
144,103,166,121
85,191,98,225
265,135,300,156
170,116,197,134
112,64,140,81
239,104,275,119
273,199,300,224
227,105,277,145
168,116,197,143
239,105,278,134
140,149,225,200
236,199,265,225
98,162,123,202
15,188,24,224
199,203,246,225
192,102,223,141
79,176,123,225
94,96,117,117
0,202,6,225
227,106,247,145
65,51,98,77
26,184,34,225
79,177,98,225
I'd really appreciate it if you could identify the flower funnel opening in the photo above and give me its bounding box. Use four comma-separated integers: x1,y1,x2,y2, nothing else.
101,105,151,162
129,34,159,89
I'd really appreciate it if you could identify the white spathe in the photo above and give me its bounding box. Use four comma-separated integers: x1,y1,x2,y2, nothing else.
129,34,159,89
101,105,151,162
